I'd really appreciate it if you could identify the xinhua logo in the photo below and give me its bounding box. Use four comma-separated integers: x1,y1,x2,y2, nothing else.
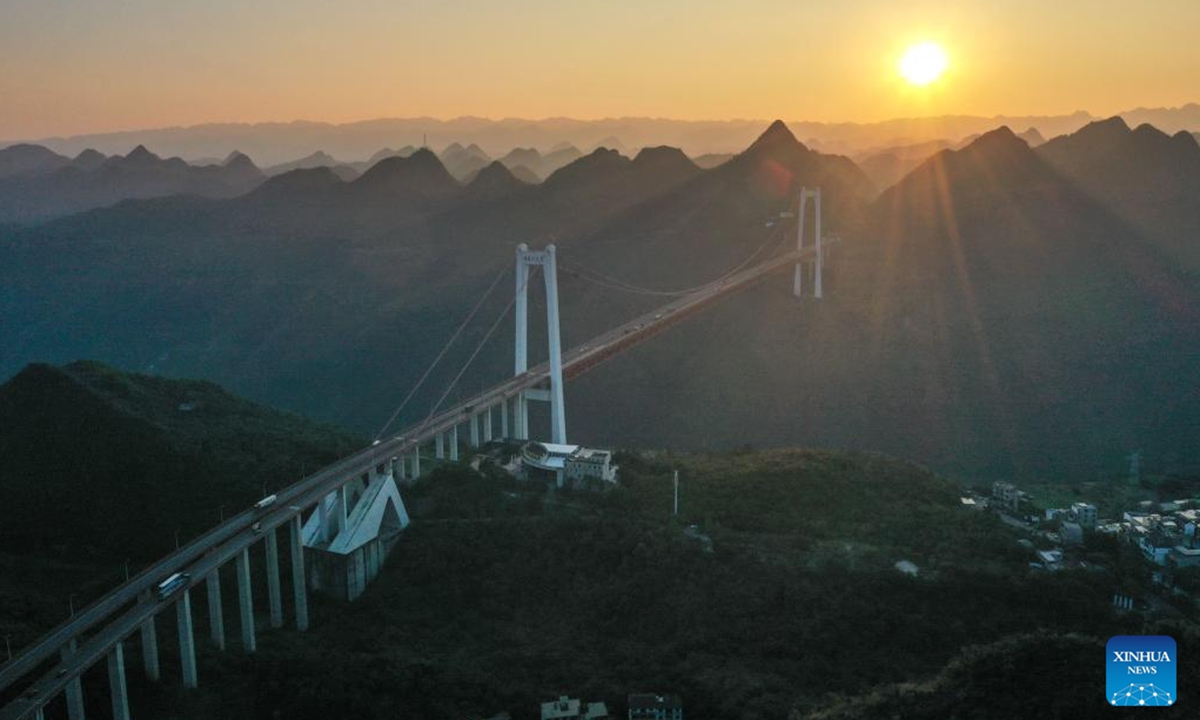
1107,636,1177,707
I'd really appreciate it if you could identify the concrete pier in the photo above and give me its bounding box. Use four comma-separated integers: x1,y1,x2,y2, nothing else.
435,433,444,459
515,392,528,440
139,611,160,681
470,414,480,447
544,245,567,444
814,187,823,299
176,590,198,689
483,406,493,442
514,244,530,442
450,425,460,461
206,569,225,650
236,549,256,652
107,641,130,720
794,187,823,300
412,448,421,479
62,639,85,720
501,398,509,437
289,515,309,632
794,188,805,298
265,528,283,629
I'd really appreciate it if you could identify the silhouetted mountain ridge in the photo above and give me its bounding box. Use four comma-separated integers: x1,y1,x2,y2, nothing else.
2,120,1197,478
0,144,72,179
0,144,266,222
1016,127,1045,147
847,124,1200,474
247,166,345,202
351,148,461,201
1036,116,1200,272
0,361,358,560
439,142,492,182
463,160,527,198
740,119,808,157
72,149,107,171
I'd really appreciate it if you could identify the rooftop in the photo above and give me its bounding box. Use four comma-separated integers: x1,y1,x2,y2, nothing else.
541,696,580,720
628,694,683,711
570,447,611,460
541,442,581,455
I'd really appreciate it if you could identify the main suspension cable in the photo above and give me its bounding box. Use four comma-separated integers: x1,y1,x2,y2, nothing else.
373,264,509,441
412,265,541,438
558,216,792,297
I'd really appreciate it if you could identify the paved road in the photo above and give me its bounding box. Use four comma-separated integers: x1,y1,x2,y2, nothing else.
0,245,812,719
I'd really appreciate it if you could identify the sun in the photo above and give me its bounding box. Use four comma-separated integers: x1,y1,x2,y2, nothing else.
899,42,947,86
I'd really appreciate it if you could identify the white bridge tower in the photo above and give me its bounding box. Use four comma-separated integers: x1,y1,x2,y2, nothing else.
514,243,567,445
793,187,824,300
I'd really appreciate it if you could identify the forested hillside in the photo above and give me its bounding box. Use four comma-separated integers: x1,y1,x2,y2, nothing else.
0,361,360,561
124,450,1160,720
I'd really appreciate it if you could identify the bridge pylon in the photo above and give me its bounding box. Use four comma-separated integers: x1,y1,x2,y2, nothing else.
793,187,824,300
514,243,567,445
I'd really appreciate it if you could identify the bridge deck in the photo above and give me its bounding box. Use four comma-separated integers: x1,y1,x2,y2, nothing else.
0,246,812,719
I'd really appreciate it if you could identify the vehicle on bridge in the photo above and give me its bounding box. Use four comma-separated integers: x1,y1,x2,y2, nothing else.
156,572,189,599
255,494,277,510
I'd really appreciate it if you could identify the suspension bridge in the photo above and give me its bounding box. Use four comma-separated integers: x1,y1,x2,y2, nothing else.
0,188,833,720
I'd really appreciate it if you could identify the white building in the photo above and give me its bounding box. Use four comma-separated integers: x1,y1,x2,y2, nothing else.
991,481,1020,512
1036,549,1064,566
522,441,618,488
1139,534,1174,566
1171,546,1200,568
1070,502,1098,529
565,447,618,486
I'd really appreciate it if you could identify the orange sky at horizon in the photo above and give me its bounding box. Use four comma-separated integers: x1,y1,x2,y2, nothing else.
2,0,1198,140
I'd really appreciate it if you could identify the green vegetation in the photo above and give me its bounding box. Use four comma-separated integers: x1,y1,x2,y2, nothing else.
142,449,1157,720
804,621,1200,720
1019,475,1200,521
0,361,361,651
2,367,1193,719
614,449,1030,571
0,360,361,562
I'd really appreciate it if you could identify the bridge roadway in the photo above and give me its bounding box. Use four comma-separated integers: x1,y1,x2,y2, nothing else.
0,246,811,720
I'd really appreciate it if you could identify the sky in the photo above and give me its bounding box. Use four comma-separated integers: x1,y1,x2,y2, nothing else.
2,0,1198,140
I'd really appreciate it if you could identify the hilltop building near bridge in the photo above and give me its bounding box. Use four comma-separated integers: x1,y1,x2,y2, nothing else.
521,441,618,489
627,694,683,720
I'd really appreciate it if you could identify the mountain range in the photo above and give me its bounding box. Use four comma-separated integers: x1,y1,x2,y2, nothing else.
0,140,603,223
0,117,1196,479
854,127,1046,191
8,104,1198,165
0,145,266,223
